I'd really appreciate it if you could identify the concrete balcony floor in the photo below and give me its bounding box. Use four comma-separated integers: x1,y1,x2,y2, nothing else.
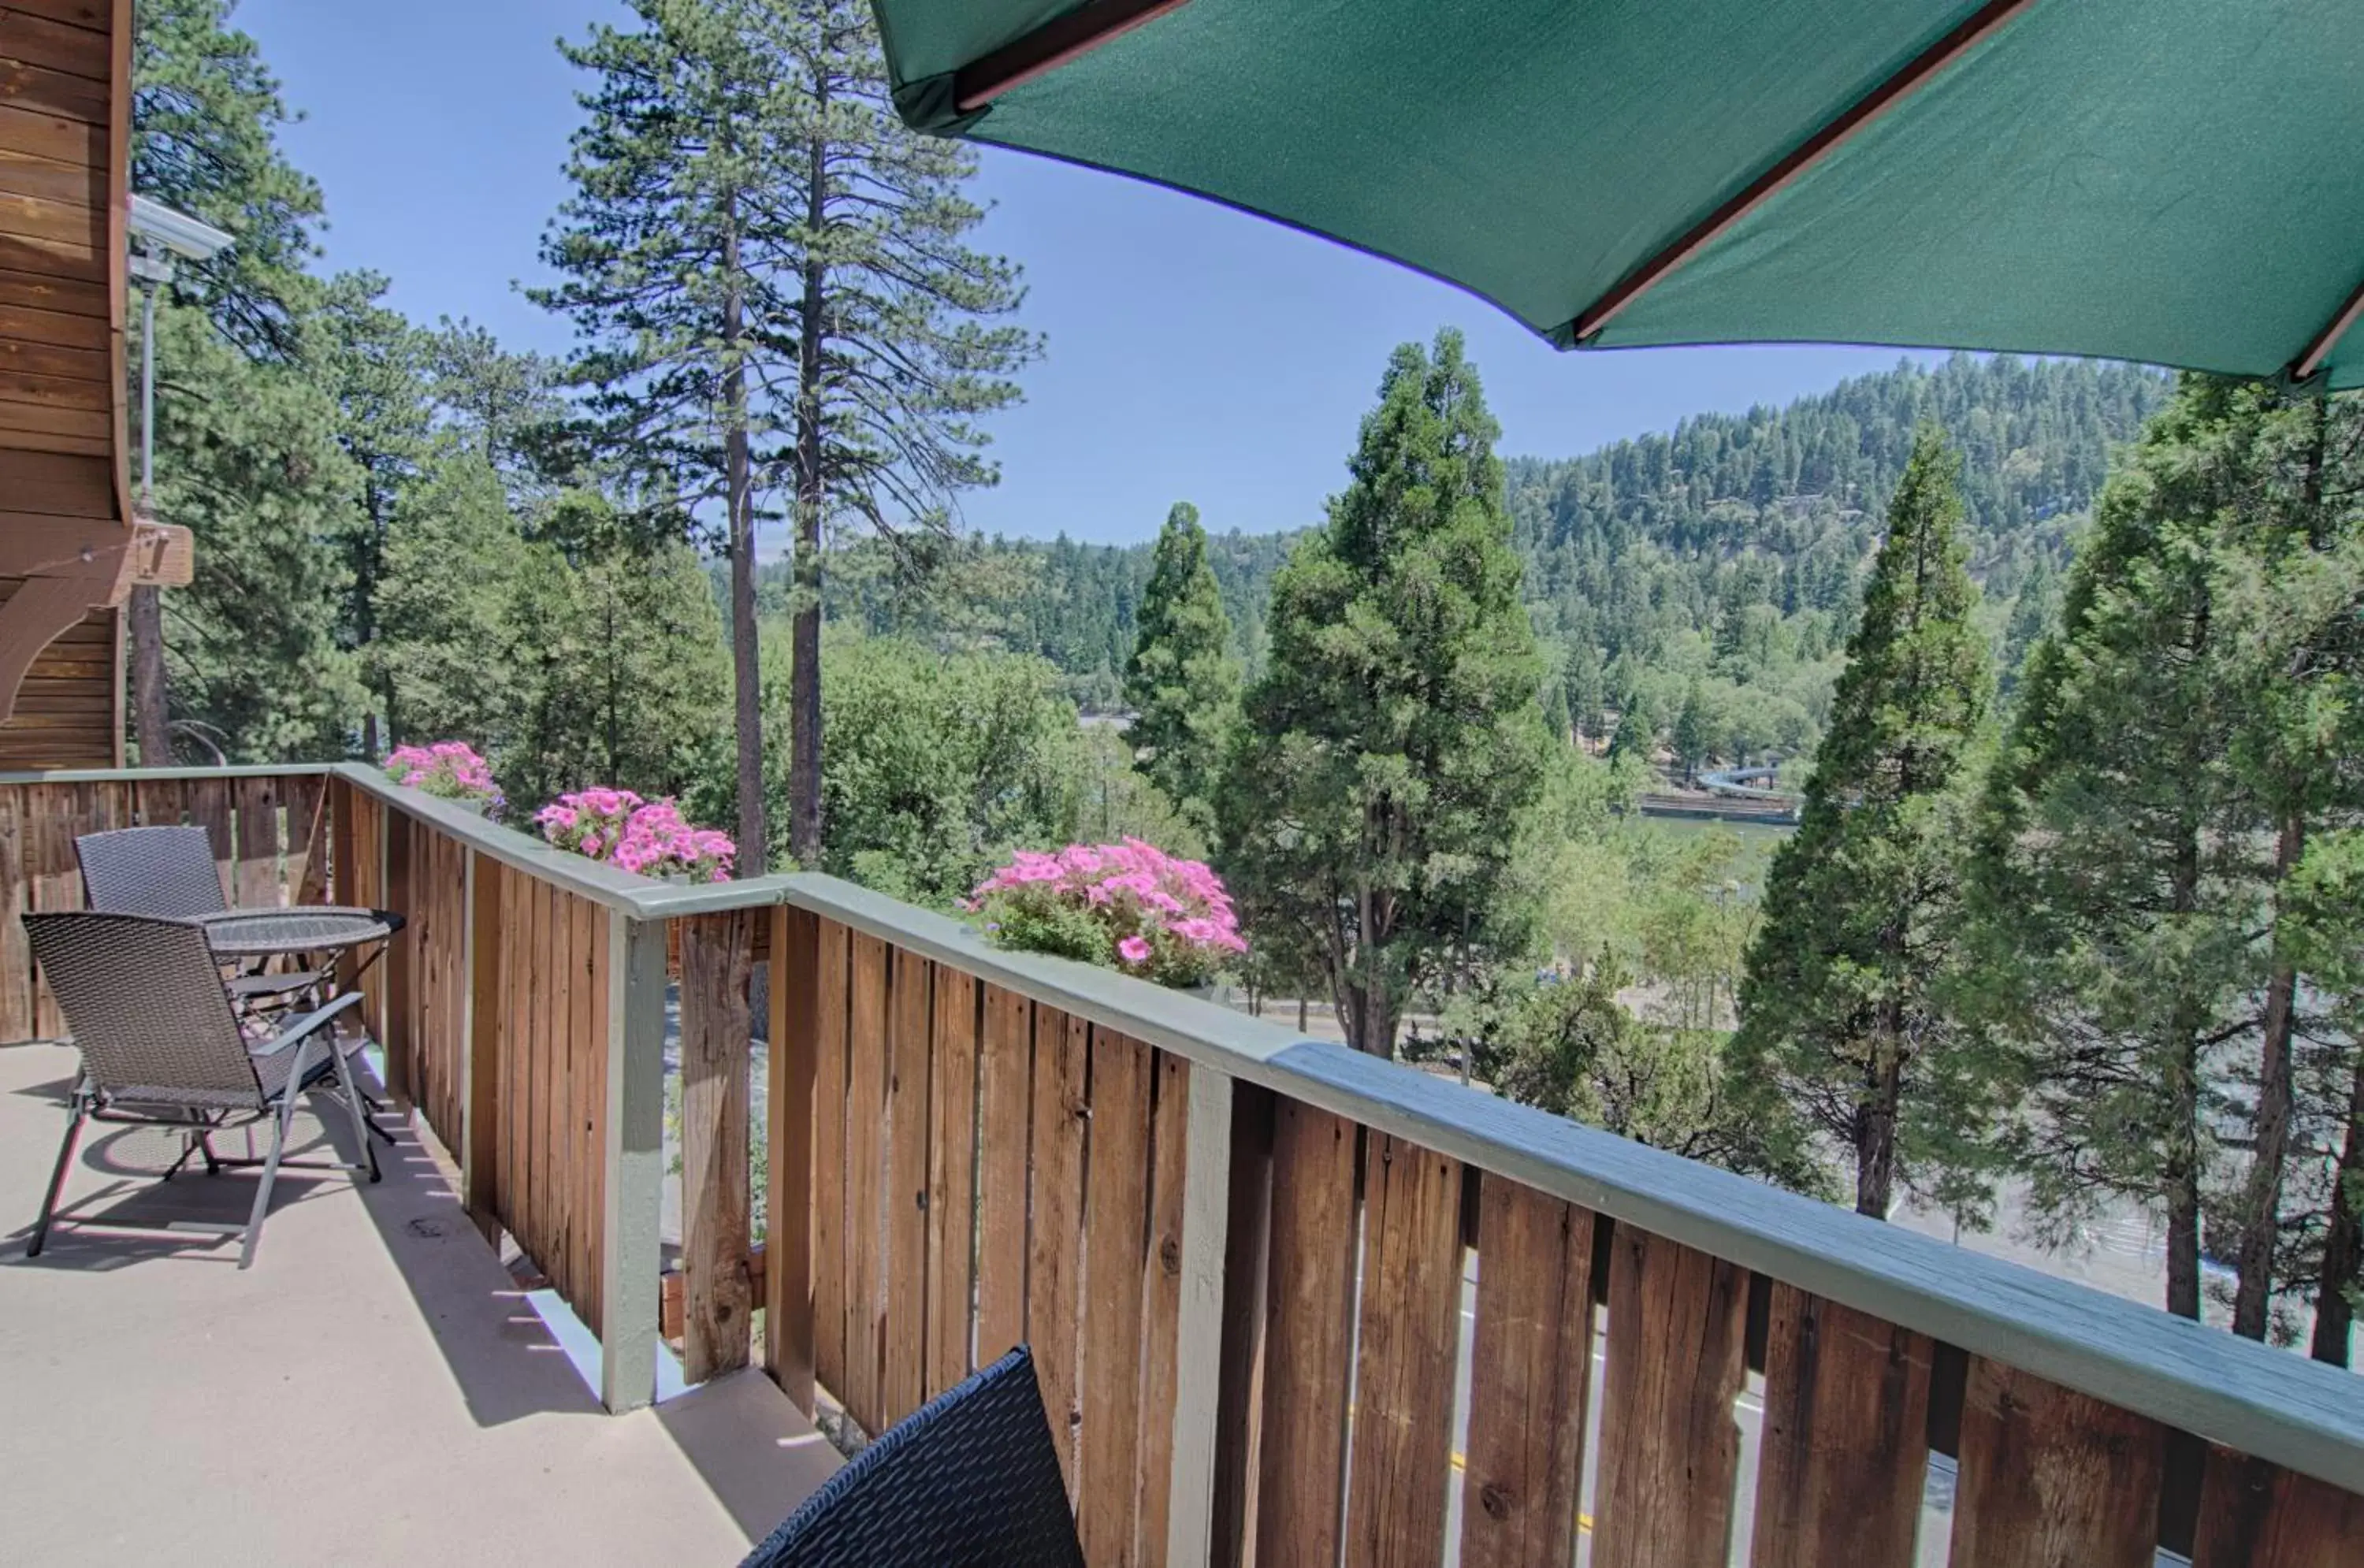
0,1038,836,1567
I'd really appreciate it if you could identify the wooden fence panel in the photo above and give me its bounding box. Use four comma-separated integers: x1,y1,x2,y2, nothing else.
231,774,280,910
26,780,79,1037
1950,1358,2163,1568
1460,1180,1597,1568
1593,1228,1749,1568
1344,1132,1466,1568
283,773,324,905
1750,1287,1931,1568
1254,1099,1361,1567
679,908,756,1382
924,965,979,1400
0,788,24,1040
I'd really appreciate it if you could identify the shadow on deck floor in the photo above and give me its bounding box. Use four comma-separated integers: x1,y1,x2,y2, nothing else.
0,1037,835,1566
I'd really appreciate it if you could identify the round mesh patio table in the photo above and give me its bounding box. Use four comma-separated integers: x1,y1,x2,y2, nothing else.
199,907,405,960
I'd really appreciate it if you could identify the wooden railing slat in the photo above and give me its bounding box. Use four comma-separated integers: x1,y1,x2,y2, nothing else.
679,907,756,1382
1950,1358,2164,1568
1750,1286,1931,1568
883,946,933,1425
1593,1227,1749,1568
767,904,819,1414
842,929,890,1433
1137,1049,1193,1568
808,918,851,1399
2193,1447,2364,1567
463,851,503,1245
976,983,1034,1367
0,786,26,1040
1254,1099,1359,1566
1460,1178,1598,1568
924,964,980,1399
1344,1132,1466,1568
1027,1005,1089,1497
1078,1027,1154,1563
231,773,278,910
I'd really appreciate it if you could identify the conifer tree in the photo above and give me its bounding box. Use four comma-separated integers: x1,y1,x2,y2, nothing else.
538,0,1034,871
1123,503,1239,827
1218,331,1548,1057
1734,426,1992,1217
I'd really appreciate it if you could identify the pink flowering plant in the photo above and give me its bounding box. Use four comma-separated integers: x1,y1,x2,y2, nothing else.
965,839,1246,989
535,788,735,882
381,741,503,814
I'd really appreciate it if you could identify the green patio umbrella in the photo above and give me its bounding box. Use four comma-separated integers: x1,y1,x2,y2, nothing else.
872,0,2364,388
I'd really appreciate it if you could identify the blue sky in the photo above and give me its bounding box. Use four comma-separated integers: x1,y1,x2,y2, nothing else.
237,0,1927,548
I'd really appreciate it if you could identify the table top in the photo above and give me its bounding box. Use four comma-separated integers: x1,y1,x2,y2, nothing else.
199,905,404,958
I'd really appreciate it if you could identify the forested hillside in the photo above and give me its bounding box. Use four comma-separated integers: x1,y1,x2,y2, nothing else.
810,355,2168,756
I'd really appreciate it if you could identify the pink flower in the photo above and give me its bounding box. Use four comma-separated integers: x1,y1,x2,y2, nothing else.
1118,935,1152,966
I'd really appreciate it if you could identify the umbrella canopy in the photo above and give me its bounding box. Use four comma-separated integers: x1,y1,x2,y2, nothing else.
874,0,2364,388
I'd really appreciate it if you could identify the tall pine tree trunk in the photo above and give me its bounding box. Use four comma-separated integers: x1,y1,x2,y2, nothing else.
130,586,170,764
2234,812,2306,1338
2312,1049,2364,1365
2161,828,2205,1321
1857,999,1904,1218
723,205,765,878
786,80,827,869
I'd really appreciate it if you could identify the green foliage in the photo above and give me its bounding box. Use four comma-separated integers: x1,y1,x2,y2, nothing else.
1219,330,1549,1056
1124,503,1241,826
1734,426,1994,1217
151,303,366,760
772,634,1085,906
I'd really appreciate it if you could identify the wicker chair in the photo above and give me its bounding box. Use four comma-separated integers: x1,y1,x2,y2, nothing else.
737,1347,1084,1568
24,911,381,1269
74,825,325,1013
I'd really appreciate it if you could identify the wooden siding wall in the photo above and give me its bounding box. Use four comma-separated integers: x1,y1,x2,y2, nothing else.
0,771,322,1040
0,0,127,767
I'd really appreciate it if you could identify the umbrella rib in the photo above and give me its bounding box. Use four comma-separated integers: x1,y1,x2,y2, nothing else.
2292,276,2364,382
1569,0,2038,344
956,0,1197,113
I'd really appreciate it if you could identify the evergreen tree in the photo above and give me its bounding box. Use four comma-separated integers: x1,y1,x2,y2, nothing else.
1734,427,1993,1217
1672,682,1710,785
1123,502,1240,827
539,0,1034,874
1217,331,1548,1057
1959,390,2263,1317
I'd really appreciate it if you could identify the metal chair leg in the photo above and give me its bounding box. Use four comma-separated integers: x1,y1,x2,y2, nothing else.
328,1031,381,1184
27,1103,85,1258
239,1091,301,1270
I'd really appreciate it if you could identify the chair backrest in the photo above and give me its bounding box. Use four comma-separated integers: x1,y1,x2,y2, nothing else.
25,912,261,1111
737,1346,1084,1568
75,825,228,919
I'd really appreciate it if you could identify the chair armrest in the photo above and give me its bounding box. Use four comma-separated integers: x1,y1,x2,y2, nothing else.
250,990,368,1057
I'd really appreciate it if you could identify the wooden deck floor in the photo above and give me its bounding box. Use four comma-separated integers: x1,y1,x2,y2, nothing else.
0,1038,835,1566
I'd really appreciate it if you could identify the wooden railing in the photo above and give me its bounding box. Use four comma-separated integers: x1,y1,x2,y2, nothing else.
5,765,2362,1566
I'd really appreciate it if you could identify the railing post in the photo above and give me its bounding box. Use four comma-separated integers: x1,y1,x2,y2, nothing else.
766,903,818,1415
600,912,667,1414
462,850,504,1246
1167,1062,1236,1568
679,908,756,1383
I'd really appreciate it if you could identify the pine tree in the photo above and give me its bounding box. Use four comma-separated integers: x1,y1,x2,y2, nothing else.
1217,331,1548,1057
1672,683,1710,785
1959,391,2262,1317
1734,426,1993,1217
1123,503,1240,827
538,0,1034,873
